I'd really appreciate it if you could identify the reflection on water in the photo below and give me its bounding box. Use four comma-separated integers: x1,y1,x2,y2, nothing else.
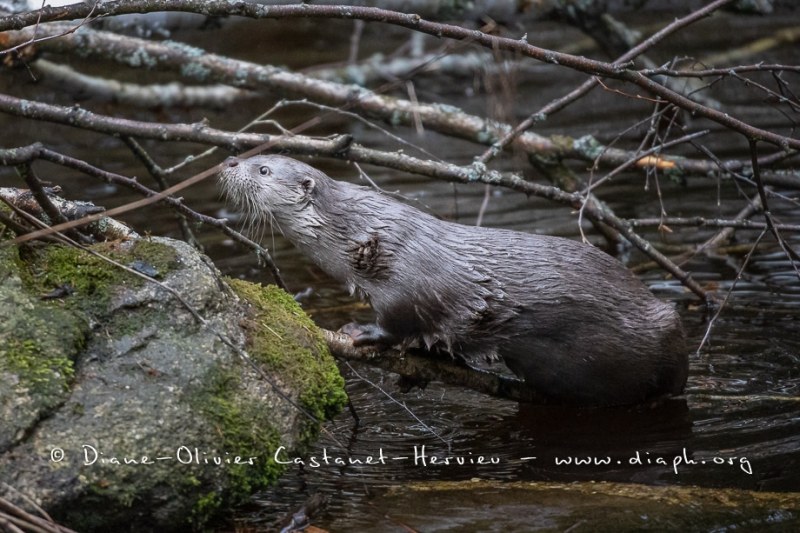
239,313,798,530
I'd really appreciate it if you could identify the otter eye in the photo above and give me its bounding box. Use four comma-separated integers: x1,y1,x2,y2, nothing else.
259,165,271,176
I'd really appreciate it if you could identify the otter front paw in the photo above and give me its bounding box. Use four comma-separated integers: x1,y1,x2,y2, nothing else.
339,322,395,347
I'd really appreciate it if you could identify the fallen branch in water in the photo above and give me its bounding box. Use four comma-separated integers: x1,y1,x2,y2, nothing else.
322,328,547,404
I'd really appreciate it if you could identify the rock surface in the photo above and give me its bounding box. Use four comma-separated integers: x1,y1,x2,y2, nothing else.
0,235,346,531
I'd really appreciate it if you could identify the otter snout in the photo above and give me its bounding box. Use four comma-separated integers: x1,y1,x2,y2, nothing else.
218,156,249,208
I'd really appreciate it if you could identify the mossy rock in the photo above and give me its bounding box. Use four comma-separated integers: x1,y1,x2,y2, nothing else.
227,278,347,426
0,236,346,531
17,238,179,315
0,245,85,451
184,279,346,510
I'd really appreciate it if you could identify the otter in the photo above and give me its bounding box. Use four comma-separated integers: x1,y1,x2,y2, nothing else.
219,155,688,407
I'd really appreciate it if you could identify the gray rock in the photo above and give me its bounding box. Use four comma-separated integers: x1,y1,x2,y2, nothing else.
0,236,346,531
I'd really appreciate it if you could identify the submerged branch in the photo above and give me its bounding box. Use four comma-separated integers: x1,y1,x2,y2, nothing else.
322,329,547,404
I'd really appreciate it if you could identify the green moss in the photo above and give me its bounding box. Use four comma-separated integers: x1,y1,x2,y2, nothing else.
0,246,85,397
550,134,577,156
31,243,127,301
184,279,346,520
128,238,180,274
188,361,285,509
225,278,347,430
191,491,223,528
0,238,177,404
18,239,178,315
0,338,74,393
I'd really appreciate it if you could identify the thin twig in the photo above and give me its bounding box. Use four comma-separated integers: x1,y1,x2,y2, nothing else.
749,139,800,274
122,136,202,249
644,63,800,77
696,228,768,356
343,360,452,452
628,213,800,232
0,0,99,56
476,0,737,164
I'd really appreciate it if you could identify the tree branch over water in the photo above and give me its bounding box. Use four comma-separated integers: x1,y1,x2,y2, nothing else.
2,0,798,150
0,0,798,304
3,20,797,188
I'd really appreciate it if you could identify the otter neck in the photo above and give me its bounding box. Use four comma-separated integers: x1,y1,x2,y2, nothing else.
277,203,360,290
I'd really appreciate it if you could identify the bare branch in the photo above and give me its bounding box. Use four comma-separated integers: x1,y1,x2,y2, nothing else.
322,329,547,404
749,139,800,272
627,215,800,233
695,228,768,356
0,93,350,153
3,2,797,155
34,59,257,109
476,0,737,164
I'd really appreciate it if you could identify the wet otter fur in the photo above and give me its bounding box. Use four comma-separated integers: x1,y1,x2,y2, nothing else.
219,155,688,407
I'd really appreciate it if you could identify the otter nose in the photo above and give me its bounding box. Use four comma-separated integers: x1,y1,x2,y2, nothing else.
224,156,239,168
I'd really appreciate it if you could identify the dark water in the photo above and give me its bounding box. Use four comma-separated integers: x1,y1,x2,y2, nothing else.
1,5,799,532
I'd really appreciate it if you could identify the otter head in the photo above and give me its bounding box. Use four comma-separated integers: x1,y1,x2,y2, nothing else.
218,154,325,239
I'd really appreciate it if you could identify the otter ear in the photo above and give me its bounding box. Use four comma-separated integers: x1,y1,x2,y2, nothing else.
301,177,315,196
